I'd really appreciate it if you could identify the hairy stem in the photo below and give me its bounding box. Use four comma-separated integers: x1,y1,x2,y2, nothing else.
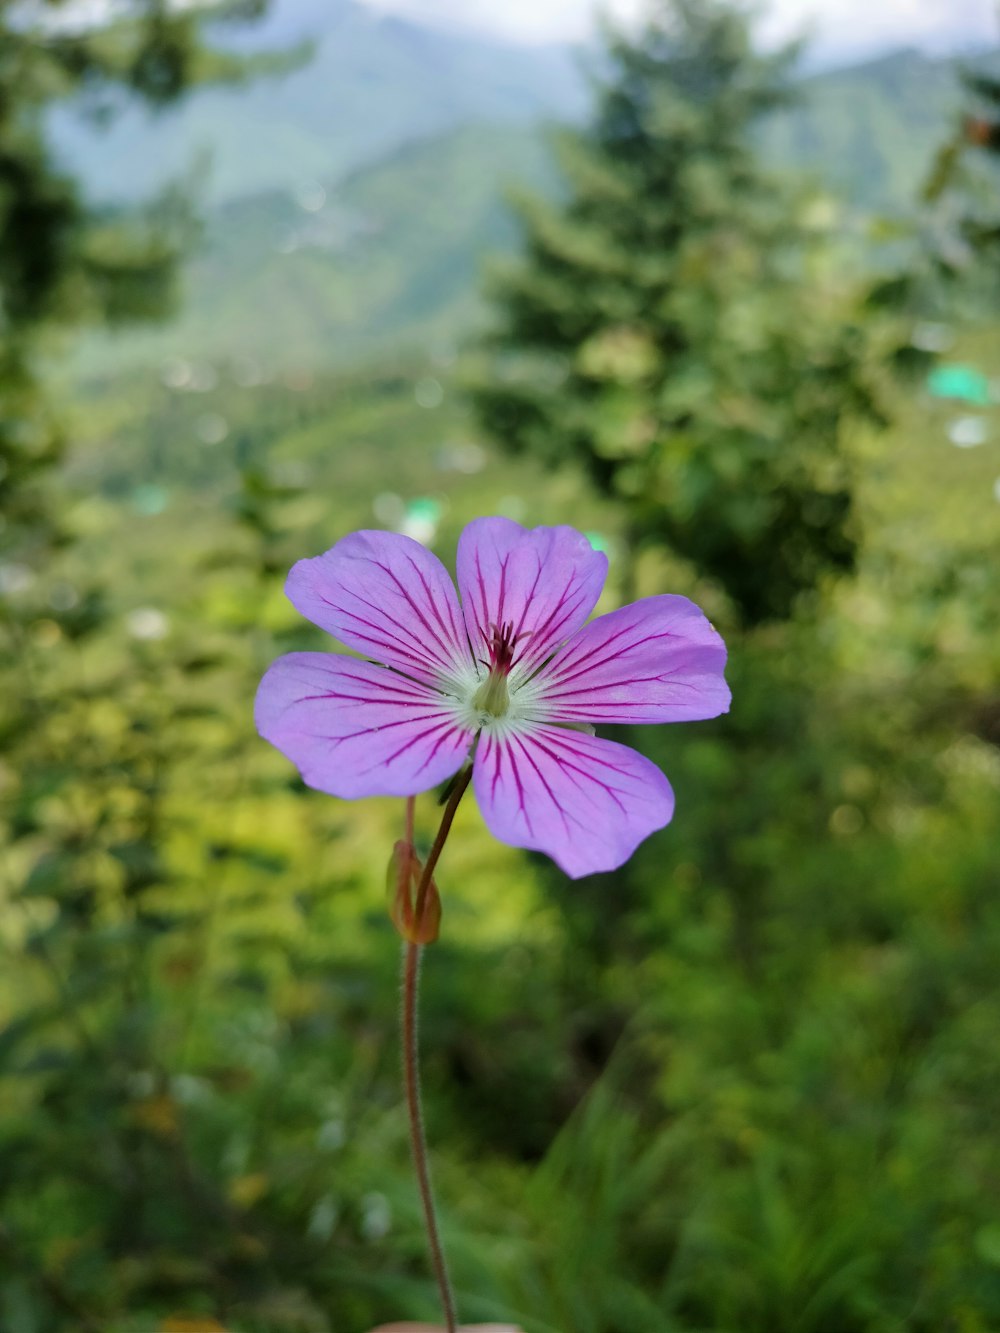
402,939,457,1332
413,766,472,923
399,771,471,1332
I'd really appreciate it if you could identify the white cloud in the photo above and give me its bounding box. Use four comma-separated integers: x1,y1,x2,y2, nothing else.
27,0,1000,55
760,0,998,63
359,0,998,57
358,0,608,43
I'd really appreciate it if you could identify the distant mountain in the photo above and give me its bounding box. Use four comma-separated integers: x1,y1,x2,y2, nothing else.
67,45,1000,384
53,1,995,217
760,47,983,213
50,0,587,204
72,122,553,377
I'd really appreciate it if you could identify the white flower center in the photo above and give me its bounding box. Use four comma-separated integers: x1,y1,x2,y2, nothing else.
472,668,510,718
440,655,548,738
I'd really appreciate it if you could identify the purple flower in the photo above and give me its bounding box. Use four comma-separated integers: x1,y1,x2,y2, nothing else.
255,517,730,878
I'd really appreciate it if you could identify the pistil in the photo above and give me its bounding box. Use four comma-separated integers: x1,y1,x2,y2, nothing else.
473,669,511,718
472,621,521,718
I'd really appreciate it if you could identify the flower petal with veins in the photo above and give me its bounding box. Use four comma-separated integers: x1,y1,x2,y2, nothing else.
535,594,731,724
255,653,473,799
473,723,674,878
287,530,470,687
456,517,607,679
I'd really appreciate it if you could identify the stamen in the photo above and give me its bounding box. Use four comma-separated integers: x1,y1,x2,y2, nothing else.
482,620,520,675
473,619,523,717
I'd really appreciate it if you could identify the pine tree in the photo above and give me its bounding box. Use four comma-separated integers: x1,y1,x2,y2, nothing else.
471,0,884,626
948,65,1000,257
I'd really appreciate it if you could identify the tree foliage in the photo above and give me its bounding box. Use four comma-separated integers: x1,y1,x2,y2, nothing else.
471,0,887,625
950,64,1000,256
0,0,285,566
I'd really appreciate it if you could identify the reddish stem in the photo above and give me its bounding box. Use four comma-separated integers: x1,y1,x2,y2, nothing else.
413,768,472,923
398,772,471,1332
402,940,457,1333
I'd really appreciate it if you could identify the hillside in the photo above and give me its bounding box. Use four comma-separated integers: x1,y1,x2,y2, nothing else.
759,47,976,212
49,0,586,205
70,122,553,378
66,44,1000,384
51,0,994,219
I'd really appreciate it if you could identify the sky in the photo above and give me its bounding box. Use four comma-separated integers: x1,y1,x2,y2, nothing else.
359,0,999,63
30,0,1000,66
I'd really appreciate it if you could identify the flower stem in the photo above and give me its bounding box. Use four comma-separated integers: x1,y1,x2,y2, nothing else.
399,769,472,1333
402,939,457,1333
413,766,472,923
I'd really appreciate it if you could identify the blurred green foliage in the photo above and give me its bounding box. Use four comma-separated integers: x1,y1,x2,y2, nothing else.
66,49,994,387
947,60,1000,262
0,0,287,566
1,1,1000,1331
469,0,918,626
3,329,1000,1329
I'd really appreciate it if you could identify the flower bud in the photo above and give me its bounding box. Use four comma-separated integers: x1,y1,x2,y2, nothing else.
386,840,441,944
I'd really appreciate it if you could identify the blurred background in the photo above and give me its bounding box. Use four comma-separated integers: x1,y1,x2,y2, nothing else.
2,0,1000,1329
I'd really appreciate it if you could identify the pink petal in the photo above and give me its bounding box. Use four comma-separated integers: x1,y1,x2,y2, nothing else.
534,595,730,724
473,724,674,878
255,653,473,798
286,530,470,687
456,517,607,679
